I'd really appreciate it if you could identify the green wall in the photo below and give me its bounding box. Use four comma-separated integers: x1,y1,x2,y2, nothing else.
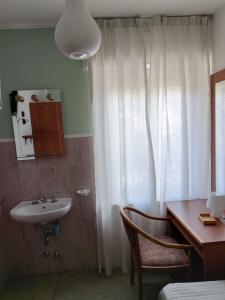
0,29,92,139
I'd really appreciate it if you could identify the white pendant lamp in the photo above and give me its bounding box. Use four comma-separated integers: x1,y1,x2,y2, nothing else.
55,0,101,60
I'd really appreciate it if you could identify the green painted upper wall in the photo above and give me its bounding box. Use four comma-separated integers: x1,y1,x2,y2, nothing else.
0,29,92,139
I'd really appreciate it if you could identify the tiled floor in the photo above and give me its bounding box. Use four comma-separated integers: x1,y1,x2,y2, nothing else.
0,271,171,300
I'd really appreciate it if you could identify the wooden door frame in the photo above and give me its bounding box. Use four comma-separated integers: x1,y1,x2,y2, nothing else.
211,69,225,191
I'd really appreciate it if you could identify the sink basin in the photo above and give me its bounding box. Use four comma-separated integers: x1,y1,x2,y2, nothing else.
10,197,72,224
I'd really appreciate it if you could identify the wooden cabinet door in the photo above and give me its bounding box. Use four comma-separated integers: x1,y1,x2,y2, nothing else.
29,102,65,156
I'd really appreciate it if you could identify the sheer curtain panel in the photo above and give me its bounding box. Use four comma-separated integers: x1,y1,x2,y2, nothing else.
91,16,212,275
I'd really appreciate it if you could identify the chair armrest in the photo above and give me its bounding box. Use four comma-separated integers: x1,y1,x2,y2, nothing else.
121,208,192,250
124,206,171,222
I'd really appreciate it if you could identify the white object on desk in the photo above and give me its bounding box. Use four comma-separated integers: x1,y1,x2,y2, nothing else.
206,192,225,218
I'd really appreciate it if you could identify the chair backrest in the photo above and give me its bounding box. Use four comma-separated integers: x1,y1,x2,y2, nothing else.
120,207,142,266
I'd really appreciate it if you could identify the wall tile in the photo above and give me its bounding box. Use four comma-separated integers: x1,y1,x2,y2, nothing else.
0,137,97,277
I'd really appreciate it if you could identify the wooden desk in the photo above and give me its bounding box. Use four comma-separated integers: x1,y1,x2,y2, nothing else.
165,199,225,280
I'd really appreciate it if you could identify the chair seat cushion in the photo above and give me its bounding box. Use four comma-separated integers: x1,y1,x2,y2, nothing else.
139,235,189,267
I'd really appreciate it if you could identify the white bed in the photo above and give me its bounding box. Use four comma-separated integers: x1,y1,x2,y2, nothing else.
159,281,225,300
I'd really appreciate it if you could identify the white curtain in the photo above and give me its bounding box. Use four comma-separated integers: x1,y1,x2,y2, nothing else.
91,16,212,275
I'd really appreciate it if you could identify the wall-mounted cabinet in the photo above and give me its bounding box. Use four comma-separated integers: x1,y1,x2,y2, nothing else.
10,89,65,160
29,102,65,156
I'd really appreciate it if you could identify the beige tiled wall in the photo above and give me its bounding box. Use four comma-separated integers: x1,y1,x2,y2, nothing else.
0,195,11,288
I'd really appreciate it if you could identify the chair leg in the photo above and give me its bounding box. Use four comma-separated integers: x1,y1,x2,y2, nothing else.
130,254,134,286
138,270,143,300
187,249,192,281
187,264,192,281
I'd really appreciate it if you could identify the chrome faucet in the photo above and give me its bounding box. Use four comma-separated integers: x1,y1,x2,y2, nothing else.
49,196,57,203
32,198,39,205
39,195,47,203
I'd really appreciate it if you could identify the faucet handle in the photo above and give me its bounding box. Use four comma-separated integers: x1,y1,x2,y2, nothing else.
32,198,39,205
39,195,47,203
50,196,57,203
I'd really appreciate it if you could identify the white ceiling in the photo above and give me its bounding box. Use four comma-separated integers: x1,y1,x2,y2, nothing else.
0,0,225,28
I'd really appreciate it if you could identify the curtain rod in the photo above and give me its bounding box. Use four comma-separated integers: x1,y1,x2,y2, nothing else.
95,15,213,20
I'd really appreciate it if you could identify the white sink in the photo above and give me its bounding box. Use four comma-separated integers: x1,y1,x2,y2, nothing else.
10,197,72,224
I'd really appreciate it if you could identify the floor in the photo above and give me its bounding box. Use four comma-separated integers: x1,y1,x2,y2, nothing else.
0,271,171,300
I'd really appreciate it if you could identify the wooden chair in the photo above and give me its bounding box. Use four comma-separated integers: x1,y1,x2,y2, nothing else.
120,206,192,300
